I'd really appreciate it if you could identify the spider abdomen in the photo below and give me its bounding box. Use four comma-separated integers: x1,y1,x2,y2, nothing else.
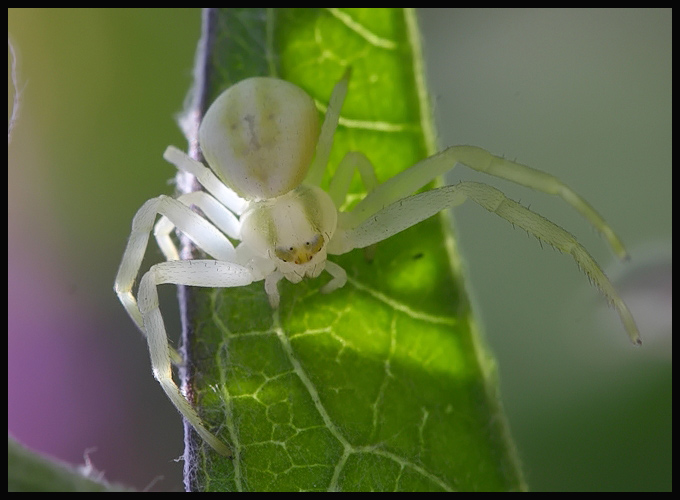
199,78,321,201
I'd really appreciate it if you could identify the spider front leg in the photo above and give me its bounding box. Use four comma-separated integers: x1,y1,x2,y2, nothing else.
341,146,628,260
137,259,259,457
115,195,237,332
329,181,640,345
115,195,239,367
450,146,629,259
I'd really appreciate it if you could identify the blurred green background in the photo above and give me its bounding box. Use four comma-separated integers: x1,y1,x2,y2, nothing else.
8,9,670,491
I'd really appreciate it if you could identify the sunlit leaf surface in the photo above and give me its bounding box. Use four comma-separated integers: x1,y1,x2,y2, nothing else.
183,8,524,492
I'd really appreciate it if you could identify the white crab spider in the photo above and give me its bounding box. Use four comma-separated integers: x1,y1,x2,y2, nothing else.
115,71,640,457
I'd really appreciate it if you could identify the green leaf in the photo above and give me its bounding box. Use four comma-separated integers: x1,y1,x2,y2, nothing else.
180,8,525,491
8,435,132,492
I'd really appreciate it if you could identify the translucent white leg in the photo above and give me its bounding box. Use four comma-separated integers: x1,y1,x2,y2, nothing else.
320,260,347,294
154,191,241,261
164,146,247,215
330,181,640,345
327,151,379,209
138,259,256,457
343,145,628,259
305,68,351,187
115,195,236,332
264,270,284,308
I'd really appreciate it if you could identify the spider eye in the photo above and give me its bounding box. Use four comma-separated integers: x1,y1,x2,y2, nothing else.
274,234,326,265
